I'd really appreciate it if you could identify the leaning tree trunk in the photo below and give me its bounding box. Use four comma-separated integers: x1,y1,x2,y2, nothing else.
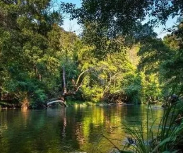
46,67,91,107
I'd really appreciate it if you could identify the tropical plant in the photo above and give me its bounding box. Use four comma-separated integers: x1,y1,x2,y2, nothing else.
121,101,183,153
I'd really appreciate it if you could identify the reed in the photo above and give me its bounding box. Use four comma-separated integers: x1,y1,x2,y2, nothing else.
121,101,183,153
99,100,183,153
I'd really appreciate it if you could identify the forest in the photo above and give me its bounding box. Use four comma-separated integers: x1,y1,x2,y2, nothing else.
1,1,183,153
0,0,183,109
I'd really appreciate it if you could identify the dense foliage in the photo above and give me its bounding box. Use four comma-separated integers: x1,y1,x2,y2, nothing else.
1,1,183,153
0,0,183,109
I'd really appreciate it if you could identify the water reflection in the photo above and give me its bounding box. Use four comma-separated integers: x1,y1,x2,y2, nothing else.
0,105,163,153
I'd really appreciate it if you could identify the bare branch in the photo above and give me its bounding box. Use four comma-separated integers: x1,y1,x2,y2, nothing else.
75,69,90,86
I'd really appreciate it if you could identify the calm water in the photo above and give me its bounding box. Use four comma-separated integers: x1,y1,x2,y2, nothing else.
0,105,163,153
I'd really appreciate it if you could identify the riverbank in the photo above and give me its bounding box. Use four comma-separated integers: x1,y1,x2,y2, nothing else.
0,101,20,109
0,100,163,110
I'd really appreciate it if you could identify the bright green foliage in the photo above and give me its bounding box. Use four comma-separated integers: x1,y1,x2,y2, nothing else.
60,0,183,104
122,71,161,104
136,21,183,101
123,73,142,104
78,45,135,102
141,73,162,103
0,0,183,108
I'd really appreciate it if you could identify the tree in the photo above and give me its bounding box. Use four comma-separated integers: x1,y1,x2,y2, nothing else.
0,0,63,108
160,22,183,95
61,0,154,37
152,0,183,24
136,21,183,99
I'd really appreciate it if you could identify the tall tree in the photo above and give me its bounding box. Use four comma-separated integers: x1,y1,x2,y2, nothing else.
0,0,63,108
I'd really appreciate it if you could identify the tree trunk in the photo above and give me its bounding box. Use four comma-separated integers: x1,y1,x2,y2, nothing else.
62,66,67,94
0,88,1,101
47,68,91,107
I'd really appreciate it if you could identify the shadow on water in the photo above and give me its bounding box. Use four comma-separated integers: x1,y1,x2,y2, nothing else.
0,105,163,153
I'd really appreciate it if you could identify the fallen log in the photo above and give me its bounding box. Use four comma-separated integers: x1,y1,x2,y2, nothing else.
47,100,67,107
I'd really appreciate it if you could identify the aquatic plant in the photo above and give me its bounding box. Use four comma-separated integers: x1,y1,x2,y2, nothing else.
122,101,183,153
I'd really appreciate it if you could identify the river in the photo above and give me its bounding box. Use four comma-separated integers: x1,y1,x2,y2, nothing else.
0,105,163,153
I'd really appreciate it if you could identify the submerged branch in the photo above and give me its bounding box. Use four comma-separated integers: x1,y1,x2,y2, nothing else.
47,100,66,107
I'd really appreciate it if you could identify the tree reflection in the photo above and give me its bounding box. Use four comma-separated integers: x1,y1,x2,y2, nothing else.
0,105,163,153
